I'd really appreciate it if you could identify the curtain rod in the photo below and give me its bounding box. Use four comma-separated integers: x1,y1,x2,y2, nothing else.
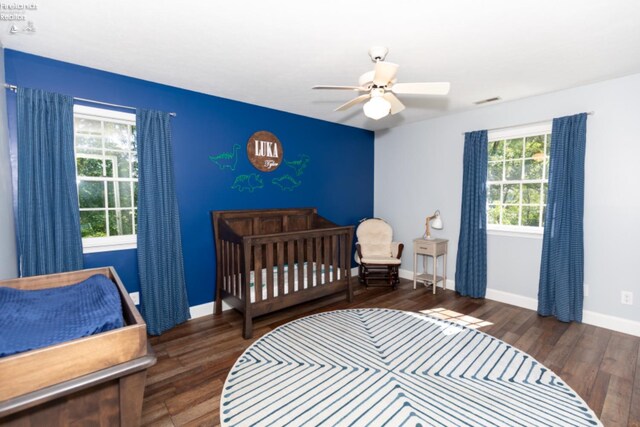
4,83,177,117
461,111,594,135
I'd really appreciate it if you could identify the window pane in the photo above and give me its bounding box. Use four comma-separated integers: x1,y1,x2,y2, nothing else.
522,183,541,204
488,205,501,225
544,157,550,179
133,182,138,206
76,157,103,177
503,183,520,204
108,209,134,236
75,135,102,154
107,181,115,207
105,150,131,178
488,161,503,181
505,160,522,181
131,153,138,178
522,206,540,227
505,138,523,159
545,134,552,155
78,181,105,208
75,117,101,134
488,184,501,204
541,207,546,226
104,122,133,151
503,205,520,226
524,159,543,180
543,183,549,204
488,140,504,161
118,182,133,208
525,135,544,157
80,211,106,237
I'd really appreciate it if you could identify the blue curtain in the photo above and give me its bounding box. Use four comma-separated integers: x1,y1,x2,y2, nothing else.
455,130,488,298
136,109,190,335
538,113,587,322
16,88,83,276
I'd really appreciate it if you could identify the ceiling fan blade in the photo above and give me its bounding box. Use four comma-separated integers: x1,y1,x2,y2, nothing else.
312,85,366,91
391,82,450,95
373,62,399,86
383,93,405,115
335,94,370,112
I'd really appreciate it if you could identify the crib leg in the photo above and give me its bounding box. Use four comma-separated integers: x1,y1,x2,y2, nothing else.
243,315,253,339
214,297,222,315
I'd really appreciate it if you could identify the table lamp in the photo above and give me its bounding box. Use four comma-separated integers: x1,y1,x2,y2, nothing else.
424,210,443,240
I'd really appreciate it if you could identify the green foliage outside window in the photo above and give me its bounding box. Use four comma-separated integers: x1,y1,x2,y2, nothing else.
487,133,551,229
74,114,138,239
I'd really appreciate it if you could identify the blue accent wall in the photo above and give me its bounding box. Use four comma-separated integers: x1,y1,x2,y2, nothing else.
4,49,374,307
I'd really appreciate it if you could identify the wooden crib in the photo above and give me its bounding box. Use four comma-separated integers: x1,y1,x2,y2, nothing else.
212,208,354,338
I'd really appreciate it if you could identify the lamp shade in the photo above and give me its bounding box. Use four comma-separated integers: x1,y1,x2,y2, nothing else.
431,211,443,229
363,96,391,120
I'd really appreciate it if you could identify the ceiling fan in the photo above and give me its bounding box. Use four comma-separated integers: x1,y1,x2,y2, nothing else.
313,47,450,120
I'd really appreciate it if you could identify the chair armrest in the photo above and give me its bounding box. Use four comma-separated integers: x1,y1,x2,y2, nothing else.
355,243,363,264
391,242,404,259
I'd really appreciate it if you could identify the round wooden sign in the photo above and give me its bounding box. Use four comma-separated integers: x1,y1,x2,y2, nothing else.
246,131,283,172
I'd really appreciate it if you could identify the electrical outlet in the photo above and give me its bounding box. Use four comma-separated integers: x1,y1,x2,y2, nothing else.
584,284,589,297
621,291,633,305
129,291,140,305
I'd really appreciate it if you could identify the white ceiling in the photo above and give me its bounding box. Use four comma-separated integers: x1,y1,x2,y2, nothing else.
1,0,640,131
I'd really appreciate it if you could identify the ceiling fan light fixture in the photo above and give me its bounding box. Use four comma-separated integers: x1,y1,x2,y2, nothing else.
363,96,391,120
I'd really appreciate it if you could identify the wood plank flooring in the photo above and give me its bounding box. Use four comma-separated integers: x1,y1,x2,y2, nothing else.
142,279,640,426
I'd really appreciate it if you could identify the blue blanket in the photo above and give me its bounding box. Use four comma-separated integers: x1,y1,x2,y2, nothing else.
0,274,124,357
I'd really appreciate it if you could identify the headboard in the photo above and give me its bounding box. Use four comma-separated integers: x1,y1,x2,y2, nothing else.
212,207,337,238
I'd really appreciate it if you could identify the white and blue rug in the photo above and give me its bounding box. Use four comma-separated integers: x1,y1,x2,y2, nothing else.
221,308,601,426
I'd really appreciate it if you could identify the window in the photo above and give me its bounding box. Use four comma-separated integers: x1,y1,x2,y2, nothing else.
73,105,137,252
487,123,551,235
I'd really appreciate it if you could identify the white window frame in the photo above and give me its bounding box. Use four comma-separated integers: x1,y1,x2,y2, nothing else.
74,105,138,253
487,122,552,238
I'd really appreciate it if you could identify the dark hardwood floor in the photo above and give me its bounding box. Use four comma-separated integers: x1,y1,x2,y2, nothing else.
142,279,640,427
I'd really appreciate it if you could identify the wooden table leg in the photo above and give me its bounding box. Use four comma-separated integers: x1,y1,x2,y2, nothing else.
432,255,437,295
443,253,447,291
413,252,417,289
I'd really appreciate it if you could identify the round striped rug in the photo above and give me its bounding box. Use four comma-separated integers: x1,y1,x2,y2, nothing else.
221,308,601,426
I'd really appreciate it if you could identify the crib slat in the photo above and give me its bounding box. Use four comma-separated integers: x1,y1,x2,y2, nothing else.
340,233,347,281
266,243,274,300
306,238,313,288
324,236,331,284
331,235,338,282
235,243,241,298
254,244,262,302
277,241,285,297
287,240,295,293
315,237,322,287
297,238,304,289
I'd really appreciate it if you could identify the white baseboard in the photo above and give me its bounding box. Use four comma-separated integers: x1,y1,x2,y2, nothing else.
192,270,640,336
189,300,233,318
465,282,640,337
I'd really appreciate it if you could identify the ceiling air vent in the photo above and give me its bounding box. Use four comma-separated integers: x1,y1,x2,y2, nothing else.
474,97,501,105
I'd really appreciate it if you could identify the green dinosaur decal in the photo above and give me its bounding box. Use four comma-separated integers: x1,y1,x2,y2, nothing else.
272,174,301,191
209,144,240,171
231,173,264,192
284,154,310,176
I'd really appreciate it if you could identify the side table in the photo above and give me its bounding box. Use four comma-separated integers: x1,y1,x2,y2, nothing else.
413,238,448,294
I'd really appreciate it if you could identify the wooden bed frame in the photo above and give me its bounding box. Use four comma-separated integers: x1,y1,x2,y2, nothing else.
212,208,354,339
0,267,155,426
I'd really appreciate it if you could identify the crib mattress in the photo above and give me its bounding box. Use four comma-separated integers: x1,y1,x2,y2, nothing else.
245,263,341,303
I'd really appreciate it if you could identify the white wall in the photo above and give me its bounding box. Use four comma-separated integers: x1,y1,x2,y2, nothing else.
0,44,18,279
375,72,640,323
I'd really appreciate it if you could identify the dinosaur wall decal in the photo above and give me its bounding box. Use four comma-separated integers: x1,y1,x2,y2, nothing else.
209,144,240,171
231,173,264,192
284,154,310,176
272,174,301,191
